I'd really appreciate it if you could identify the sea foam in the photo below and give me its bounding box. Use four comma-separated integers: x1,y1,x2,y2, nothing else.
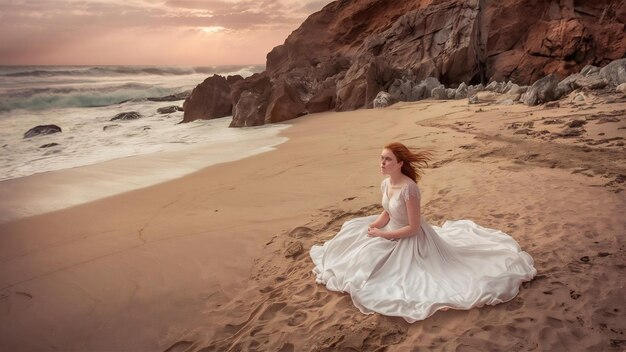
0,65,290,222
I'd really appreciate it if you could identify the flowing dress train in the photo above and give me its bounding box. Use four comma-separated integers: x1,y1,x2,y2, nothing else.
310,178,536,322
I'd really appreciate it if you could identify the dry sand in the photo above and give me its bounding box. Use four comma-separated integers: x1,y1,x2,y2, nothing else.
1,90,625,351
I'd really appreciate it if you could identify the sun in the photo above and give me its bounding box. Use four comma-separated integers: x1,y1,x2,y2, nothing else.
199,26,226,34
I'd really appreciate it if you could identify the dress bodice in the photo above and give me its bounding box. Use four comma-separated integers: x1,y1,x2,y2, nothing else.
381,178,421,230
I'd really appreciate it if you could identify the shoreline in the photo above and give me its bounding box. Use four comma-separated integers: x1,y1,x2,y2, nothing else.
1,98,624,351
0,122,289,224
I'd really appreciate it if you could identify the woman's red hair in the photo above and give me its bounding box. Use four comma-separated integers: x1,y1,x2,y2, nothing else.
384,142,432,183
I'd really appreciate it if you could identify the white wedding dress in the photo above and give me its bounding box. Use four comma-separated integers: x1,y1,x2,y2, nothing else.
310,178,536,322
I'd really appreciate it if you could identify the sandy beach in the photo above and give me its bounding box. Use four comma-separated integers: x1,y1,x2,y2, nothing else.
1,92,625,351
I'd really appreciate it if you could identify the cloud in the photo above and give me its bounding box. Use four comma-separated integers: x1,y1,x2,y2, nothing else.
0,0,334,65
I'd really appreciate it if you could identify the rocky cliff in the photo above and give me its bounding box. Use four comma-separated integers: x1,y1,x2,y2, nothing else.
186,0,626,126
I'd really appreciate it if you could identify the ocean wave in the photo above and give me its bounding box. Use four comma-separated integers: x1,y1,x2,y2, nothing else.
0,84,182,112
0,64,265,112
0,64,265,77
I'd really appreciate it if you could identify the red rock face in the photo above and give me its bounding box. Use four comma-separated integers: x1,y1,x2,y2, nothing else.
483,0,626,83
230,0,626,126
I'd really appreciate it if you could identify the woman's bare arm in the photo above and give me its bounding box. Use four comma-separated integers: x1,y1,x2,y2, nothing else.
368,210,390,229
368,192,420,239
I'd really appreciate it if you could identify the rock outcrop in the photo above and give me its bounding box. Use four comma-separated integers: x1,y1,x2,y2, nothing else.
202,0,626,126
23,125,62,139
229,73,272,127
182,75,233,123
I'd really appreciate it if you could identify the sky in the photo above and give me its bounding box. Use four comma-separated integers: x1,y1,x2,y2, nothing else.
0,0,334,66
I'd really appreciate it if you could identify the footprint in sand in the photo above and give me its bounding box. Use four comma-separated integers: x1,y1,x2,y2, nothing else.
278,343,295,352
546,316,564,328
438,188,451,196
259,302,287,321
294,284,315,297
0,291,34,314
287,311,308,326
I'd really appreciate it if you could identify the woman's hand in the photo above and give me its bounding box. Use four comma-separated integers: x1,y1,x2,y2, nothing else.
367,227,386,239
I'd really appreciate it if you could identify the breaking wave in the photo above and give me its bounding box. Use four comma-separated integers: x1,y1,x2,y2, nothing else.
0,64,265,78
0,64,264,112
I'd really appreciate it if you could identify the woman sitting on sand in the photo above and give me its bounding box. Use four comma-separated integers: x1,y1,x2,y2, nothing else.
310,142,536,322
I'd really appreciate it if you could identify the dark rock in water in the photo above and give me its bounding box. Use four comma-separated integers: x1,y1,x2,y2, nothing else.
24,124,62,139
230,91,269,127
40,143,59,148
182,74,233,123
147,91,191,102
111,111,142,121
157,106,183,114
103,124,121,131
229,74,272,127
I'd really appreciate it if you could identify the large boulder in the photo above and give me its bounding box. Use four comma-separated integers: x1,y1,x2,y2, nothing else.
388,79,413,102
373,91,396,108
229,74,272,127
556,73,607,96
265,79,307,123
521,74,559,106
599,58,626,86
455,82,468,99
431,86,447,100
182,74,232,123
230,92,268,127
24,124,62,139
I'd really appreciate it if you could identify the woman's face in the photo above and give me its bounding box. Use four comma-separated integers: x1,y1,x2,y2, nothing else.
380,148,402,175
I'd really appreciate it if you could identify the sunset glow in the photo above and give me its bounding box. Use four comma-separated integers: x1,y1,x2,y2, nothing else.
0,0,333,66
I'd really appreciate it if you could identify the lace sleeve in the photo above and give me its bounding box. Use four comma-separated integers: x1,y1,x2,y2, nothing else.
401,182,421,201
380,178,387,194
